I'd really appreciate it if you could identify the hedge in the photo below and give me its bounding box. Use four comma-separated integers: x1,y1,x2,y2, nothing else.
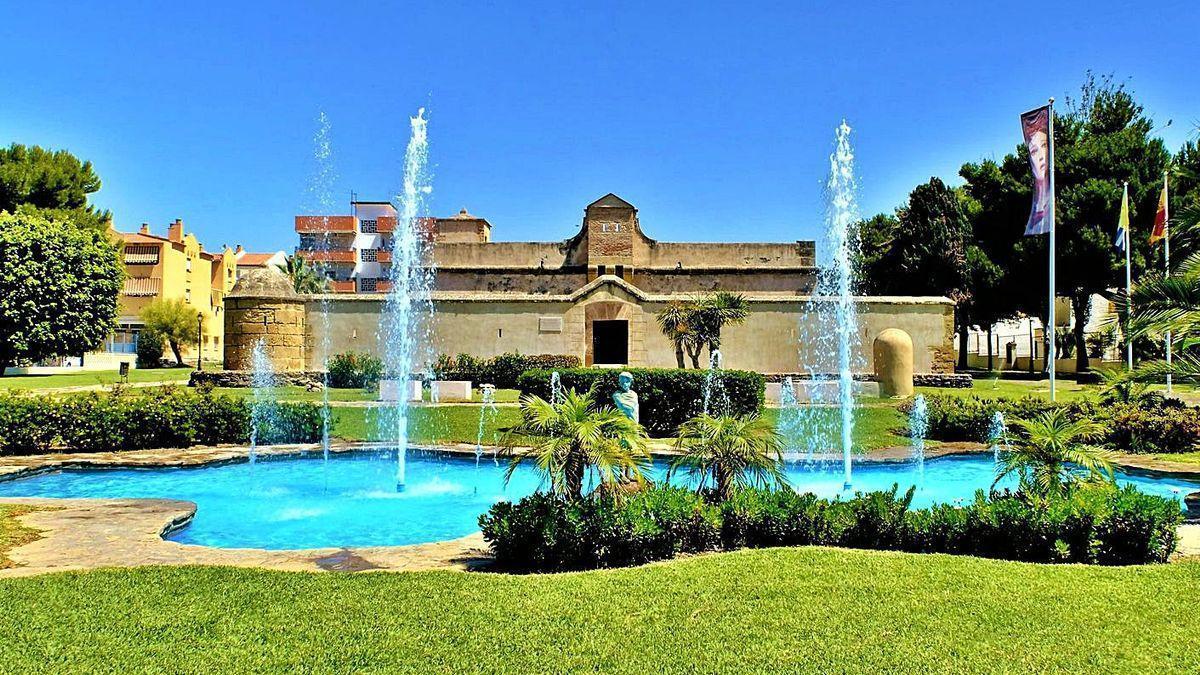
516,367,765,436
0,387,323,454
433,353,581,389
479,484,1181,571
900,394,1200,455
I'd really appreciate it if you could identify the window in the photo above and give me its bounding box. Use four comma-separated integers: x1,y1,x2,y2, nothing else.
361,248,378,262
359,277,377,292
597,265,607,276
615,265,625,279
360,219,378,233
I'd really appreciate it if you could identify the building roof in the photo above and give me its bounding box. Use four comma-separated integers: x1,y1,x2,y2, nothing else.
237,252,279,266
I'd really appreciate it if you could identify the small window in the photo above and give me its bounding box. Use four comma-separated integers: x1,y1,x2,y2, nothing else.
360,219,378,233
498,328,503,338
615,265,625,279
359,277,377,292
597,265,606,276
361,248,378,262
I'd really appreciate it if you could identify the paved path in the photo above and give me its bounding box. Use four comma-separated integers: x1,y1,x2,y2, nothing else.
0,497,488,578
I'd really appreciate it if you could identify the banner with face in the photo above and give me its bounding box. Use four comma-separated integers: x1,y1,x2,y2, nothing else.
1021,106,1051,236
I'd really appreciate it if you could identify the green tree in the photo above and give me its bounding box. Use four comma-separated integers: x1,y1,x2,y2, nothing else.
140,299,200,366
994,409,1114,497
0,212,123,374
276,255,329,294
655,292,749,368
500,389,650,500
857,177,1001,369
0,144,110,230
669,413,787,502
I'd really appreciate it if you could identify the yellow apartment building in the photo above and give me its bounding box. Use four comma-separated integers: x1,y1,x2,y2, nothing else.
101,219,238,366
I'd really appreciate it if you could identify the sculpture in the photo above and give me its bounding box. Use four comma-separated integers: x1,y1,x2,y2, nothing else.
612,371,640,424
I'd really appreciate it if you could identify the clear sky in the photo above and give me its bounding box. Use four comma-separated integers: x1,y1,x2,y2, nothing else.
1,1,1196,253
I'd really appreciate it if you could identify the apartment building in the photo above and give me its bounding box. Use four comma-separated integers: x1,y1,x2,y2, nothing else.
103,219,238,364
294,200,492,293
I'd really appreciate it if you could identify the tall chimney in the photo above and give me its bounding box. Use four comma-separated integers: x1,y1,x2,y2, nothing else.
139,223,149,234
167,218,184,243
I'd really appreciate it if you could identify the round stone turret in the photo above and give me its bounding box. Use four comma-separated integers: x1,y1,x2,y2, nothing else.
223,268,306,371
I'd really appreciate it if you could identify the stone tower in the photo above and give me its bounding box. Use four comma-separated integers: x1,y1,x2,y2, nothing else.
223,268,306,372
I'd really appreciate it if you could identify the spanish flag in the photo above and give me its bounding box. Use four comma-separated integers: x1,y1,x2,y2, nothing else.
1149,175,1169,246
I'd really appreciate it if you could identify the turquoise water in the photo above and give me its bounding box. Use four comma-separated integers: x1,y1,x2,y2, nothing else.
0,451,1195,550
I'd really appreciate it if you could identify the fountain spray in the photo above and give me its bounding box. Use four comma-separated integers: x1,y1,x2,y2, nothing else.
826,121,861,490
378,108,434,490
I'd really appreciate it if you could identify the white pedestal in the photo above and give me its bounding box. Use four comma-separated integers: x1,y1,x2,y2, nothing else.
431,380,472,402
379,379,425,402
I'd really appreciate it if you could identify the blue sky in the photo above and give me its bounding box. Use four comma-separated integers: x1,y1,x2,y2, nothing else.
1,1,1196,253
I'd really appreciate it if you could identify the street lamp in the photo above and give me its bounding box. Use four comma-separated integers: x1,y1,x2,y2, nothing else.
196,312,204,372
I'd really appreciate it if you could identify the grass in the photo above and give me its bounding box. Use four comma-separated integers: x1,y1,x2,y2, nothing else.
0,549,1197,672
0,505,42,569
328,404,910,450
0,367,193,391
211,386,523,404
1144,451,1200,467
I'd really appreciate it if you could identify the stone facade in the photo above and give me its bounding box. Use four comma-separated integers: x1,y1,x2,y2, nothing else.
236,194,956,375
223,269,306,371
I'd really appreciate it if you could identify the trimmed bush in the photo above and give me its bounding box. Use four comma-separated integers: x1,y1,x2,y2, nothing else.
480,483,1181,571
327,351,384,389
516,368,765,436
0,387,323,454
433,352,581,389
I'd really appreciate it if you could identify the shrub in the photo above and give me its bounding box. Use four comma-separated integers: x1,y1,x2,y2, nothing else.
517,368,765,436
906,394,1200,455
480,483,1181,571
0,387,323,454
135,330,165,368
433,352,581,388
479,487,720,571
327,351,384,389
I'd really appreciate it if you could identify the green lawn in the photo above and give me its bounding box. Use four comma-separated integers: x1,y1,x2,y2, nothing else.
329,403,909,450
213,386,524,404
1,549,1197,672
0,367,193,390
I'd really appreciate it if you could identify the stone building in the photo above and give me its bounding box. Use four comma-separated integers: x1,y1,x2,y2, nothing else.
281,194,955,375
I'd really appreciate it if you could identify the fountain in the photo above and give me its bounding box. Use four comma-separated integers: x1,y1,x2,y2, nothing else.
777,376,804,462
702,349,726,416
987,411,1008,464
306,111,336,470
476,384,499,466
248,338,276,465
377,108,434,490
549,371,565,406
909,394,928,480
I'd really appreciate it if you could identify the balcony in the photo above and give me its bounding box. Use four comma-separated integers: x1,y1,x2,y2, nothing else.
122,277,162,297
376,279,393,293
376,216,397,233
296,249,356,264
376,250,392,264
295,215,356,234
329,280,356,293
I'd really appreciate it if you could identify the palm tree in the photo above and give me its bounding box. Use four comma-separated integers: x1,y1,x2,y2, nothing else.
669,413,787,501
694,292,750,354
656,300,698,369
655,292,749,368
994,408,1115,497
500,389,650,500
276,255,329,294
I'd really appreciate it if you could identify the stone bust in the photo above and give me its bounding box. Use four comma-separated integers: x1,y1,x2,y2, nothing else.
612,371,639,424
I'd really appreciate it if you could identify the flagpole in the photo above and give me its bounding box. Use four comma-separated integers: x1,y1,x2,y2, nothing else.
1047,98,1057,402
1124,182,1133,371
1165,170,1172,395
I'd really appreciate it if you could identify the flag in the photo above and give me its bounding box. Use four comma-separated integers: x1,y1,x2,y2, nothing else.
1021,106,1052,236
1149,176,1168,245
1115,184,1129,251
